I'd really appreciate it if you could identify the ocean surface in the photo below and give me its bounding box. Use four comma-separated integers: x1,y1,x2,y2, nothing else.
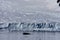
0,31,60,40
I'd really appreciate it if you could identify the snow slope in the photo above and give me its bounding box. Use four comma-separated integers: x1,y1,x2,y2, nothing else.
0,0,60,23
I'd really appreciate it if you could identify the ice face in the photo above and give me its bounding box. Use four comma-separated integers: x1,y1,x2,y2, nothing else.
6,22,59,32
8,22,35,32
0,23,8,28
8,23,19,31
36,23,46,28
0,22,60,31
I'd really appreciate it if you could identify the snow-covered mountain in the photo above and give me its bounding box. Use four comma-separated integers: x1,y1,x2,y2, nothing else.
0,0,60,23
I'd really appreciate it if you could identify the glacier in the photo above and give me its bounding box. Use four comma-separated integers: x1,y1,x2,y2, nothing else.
0,22,60,32
0,0,60,40
0,0,60,32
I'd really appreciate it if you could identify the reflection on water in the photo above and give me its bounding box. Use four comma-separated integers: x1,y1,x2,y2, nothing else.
0,31,60,40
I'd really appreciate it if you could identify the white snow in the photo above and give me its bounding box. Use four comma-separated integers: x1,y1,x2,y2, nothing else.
0,0,60,23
